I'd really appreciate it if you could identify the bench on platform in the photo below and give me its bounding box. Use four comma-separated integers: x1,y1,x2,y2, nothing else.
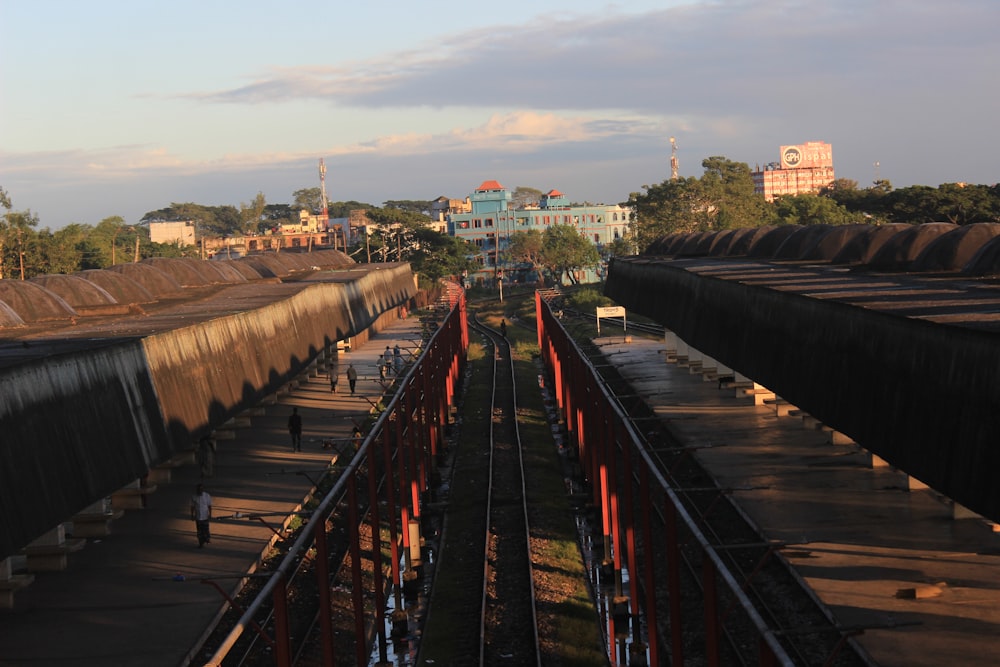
111,480,158,510
22,537,86,572
147,451,192,484
0,573,34,609
763,397,797,417
70,509,125,537
0,557,34,608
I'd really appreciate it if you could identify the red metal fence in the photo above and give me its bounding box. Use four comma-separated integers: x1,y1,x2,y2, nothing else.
535,290,794,667
204,289,467,666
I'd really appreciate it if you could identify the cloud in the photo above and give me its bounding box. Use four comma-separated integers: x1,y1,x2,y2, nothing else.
183,0,998,119
3,110,648,184
333,111,655,156
5,0,999,228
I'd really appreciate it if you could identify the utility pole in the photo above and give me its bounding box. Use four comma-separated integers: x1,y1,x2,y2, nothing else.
17,227,25,280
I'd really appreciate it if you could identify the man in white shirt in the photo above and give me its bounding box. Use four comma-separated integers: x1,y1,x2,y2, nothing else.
190,484,212,548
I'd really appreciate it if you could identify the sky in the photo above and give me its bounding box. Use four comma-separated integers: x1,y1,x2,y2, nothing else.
1,0,998,229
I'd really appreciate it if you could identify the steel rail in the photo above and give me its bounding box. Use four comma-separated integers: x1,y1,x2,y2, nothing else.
470,316,542,666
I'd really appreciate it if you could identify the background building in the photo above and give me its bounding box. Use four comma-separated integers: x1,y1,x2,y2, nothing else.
149,221,196,246
428,196,471,235
752,141,835,201
448,180,631,284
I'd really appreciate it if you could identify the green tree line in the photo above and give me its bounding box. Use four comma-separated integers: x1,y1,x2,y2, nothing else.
0,186,475,284
627,157,1000,252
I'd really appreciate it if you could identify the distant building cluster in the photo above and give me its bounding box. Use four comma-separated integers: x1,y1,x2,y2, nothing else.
752,141,835,202
447,180,631,283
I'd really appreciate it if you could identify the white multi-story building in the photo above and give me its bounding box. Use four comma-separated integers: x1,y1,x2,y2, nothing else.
448,180,631,283
149,221,196,246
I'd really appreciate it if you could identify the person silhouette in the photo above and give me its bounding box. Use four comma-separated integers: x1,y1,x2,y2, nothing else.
347,364,358,394
287,407,303,451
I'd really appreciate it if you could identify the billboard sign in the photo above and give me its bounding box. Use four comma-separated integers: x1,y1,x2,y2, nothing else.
780,141,833,170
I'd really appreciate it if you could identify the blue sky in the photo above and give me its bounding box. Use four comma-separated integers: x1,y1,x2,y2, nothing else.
1,0,998,229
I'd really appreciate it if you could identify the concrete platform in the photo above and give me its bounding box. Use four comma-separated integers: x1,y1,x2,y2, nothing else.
0,317,424,667
592,335,1000,667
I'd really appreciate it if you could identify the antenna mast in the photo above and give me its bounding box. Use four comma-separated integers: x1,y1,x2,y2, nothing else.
670,136,679,180
318,158,330,230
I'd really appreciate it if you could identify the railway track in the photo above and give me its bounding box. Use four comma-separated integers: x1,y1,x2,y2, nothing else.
418,316,542,666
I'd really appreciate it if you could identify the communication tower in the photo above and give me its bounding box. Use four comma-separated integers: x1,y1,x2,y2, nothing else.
318,158,330,229
670,136,679,180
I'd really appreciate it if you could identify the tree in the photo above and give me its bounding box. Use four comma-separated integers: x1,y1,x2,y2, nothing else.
0,209,39,279
327,200,375,218
407,227,477,283
606,236,636,258
293,187,323,213
505,229,545,277
382,200,433,215
354,207,435,263
262,204,294,232
926,183,997,225
88,216,127,268
773,194,866,226
511,187,544,210
539,224,600,286
627,157,774,252
239,192,267,235
699,156,774,230
627,177,711,249
45,224,91,274
142,203,240,238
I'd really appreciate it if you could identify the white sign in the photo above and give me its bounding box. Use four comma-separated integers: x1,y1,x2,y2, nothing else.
595,305,626,335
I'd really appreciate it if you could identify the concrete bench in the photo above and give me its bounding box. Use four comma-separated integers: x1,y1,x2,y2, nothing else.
0,571,34,609
111,480,158,510
763,397,797,417
23,537,86,572
147,451,193,484
751,386,777,406
1,556,34,606
71,509,125,537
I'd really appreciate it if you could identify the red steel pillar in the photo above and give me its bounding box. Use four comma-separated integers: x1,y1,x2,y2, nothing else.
665,496,685,667
348,475,367,667
313,513,335,665
639,465,660,666
272,573,291,667
368,442,389,664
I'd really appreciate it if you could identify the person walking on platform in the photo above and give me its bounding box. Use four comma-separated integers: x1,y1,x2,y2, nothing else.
347,363,358,394
383,346,393,373
197,434,216,478
190,484,212,548
393,344,403,374
288,407,303,451
330,370,338,393
378,358,387,380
